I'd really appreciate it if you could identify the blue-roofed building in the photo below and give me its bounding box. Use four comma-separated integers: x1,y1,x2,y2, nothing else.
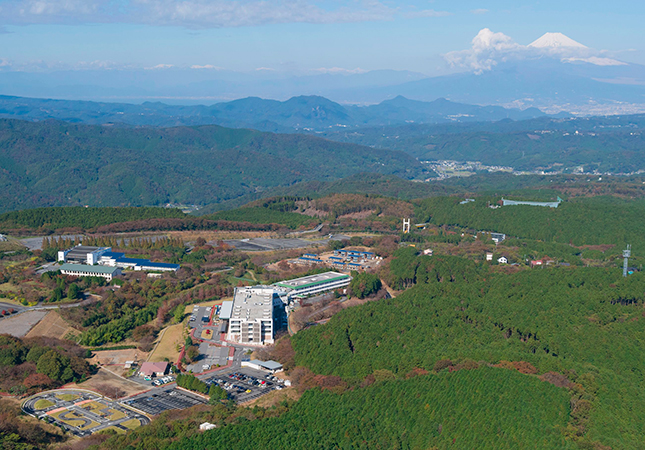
97,252,180,272
138,261,181,272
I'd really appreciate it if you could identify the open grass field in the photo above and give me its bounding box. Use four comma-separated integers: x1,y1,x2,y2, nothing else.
0,237,27,252
79,419,100,430
120,419,142,430
241,387,300,408
34,399,55,410
148,323,183,363
73,368,147,398
0,283,19,293
26,311,78,340
81,402,127,421
50,410,85,427
55,393,80,402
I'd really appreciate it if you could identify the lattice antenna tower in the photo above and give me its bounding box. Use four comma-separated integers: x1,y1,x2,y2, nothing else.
623,244,632,277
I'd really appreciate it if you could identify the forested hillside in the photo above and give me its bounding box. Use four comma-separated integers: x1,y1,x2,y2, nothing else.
0,206,185,231
318,115,645,172
161,368,572,450
0,119,428,213
416,196,645,253
292,262,645,449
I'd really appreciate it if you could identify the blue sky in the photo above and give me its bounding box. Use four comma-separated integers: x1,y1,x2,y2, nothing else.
0,0,644,75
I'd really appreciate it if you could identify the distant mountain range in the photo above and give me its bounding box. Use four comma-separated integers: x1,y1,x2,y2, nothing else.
0,94,548,131
2,32,645,114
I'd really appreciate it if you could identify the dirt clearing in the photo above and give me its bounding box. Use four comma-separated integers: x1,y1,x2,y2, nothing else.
241,387,300,408
71,368,147,398
26,311,78,340
89,348,148,367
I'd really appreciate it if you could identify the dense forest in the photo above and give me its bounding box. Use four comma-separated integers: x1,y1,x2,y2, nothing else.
416,195,645,254
0,207,185,232
161,367,572,450
0,118,428,213
291,262,645,449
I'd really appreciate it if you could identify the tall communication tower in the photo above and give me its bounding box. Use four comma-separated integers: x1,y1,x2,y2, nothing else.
623,244,632,277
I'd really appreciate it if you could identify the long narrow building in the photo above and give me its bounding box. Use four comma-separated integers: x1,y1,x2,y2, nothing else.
274,271,351,301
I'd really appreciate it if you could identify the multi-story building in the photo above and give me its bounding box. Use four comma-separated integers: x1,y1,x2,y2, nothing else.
226,286,288,345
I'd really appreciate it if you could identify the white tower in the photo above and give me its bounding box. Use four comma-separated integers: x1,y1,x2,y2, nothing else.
402,219,411,234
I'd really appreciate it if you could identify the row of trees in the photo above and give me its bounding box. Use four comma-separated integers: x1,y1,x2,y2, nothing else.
176,374,227,400
42,235,184,251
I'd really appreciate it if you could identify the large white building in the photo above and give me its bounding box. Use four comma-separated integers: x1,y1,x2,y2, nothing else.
274,271,351,301
226,286,288,345
58,245,111,265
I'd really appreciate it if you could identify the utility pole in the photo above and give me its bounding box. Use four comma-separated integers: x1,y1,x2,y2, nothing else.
623,244,632,277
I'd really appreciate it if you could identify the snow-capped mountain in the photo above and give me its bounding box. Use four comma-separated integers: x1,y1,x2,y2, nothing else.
529,32,587,49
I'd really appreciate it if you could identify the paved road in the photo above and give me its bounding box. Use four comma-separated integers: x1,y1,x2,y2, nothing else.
36,261,59,275
223,234,350,252
20,235,84,251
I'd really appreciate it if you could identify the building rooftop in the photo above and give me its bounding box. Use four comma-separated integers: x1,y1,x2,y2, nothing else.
231,286,277,322
101,251,125,259
59,263,119,274
219,300,234,320
139,261,181,269
275,271,349,290
249,359,283,371
139,361,169,376
66,246,105,258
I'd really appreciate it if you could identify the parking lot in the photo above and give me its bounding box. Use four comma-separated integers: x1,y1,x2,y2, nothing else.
123,388,208,415
189,305,216,329
203,368,286,403
186,342,230,373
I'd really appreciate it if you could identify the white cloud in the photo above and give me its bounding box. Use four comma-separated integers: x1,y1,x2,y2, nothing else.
444,28,523,74
255,67,276,71
0,0,398,28
190,64,223,70
470,9,488,15
444,28,624,74
145,63,174,70
404,9,451,18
